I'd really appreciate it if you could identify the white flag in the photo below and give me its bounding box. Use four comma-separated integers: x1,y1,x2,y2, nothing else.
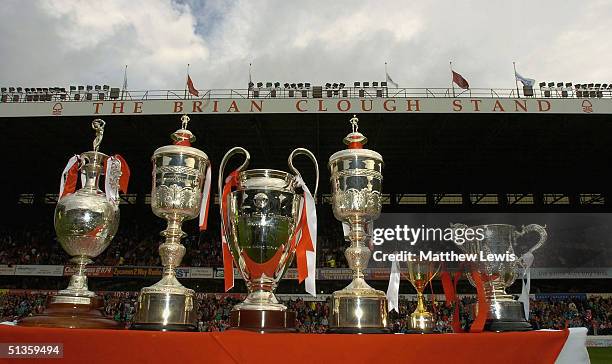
386,72,399,88
515,72,535,87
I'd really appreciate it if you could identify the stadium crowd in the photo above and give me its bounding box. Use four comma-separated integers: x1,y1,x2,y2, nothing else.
2,292,611,335
0,220,347,268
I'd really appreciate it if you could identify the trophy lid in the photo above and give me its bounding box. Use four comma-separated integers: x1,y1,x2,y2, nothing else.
153,114,208,160
329,115,382,163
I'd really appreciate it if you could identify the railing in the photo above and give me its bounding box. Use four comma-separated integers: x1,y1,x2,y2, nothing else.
1,86,612,103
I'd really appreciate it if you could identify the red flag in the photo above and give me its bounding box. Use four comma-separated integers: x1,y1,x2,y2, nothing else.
452,70,469,89
187,75,199,96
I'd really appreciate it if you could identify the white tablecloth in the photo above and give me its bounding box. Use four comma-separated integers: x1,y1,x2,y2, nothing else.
552,328,590,364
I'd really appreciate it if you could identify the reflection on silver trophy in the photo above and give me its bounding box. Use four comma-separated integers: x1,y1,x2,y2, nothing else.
133,114,210,331
328,115,389,333
452,223,547,331
219,147,318,331
20,119,126,329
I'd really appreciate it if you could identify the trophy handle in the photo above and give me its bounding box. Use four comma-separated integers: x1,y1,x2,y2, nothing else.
288,148,319,198
218,147,250,197
516,224,547,256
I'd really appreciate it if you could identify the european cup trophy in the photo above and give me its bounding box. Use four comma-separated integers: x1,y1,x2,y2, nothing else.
328,115,389,333
133,115,211,331
19,119,128,329
451,223,547,331
219,147,318,331
406,258,440,333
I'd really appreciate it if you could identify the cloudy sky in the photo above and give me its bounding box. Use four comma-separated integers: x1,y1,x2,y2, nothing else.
0,0,609,91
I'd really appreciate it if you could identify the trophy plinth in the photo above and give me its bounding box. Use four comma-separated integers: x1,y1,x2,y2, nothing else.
219,147,318,333
453,223,547,332
19,296,119,329
328,115,389,334
230,310,297,332
133,115,209,332
471,300,532,332
329,278,389,333
19,119,123,330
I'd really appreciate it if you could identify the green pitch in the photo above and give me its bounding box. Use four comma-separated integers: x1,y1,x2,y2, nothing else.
588,347,612,364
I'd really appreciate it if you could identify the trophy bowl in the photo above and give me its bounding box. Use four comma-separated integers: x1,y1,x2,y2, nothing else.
55,151,118,262
220,147,318,331
452,223,547,331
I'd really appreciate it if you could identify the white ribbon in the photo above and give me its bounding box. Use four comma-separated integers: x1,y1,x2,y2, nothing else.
59,155,79,197
386,258,400,312
518,252,534,319
104,156,122,203
198,165,212,230
295,175,317,297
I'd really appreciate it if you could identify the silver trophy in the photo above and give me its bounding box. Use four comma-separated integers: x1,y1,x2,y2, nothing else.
452,223,547,331
20,119,122,329
328,115,389,333
219,147,318,331
133,115,210,331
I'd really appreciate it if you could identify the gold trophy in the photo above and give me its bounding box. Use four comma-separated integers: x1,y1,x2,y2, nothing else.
406,258,440,333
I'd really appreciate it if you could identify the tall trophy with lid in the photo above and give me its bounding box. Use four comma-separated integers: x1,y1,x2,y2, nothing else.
219,146,318,331
19,119,129,329
328,115,389,333
132,114,211,331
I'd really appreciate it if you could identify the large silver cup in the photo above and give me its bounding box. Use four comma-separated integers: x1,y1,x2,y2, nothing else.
328,115,389,333
452,223,547,331
19,119,122,329
219,147,318,331
133,115,209,331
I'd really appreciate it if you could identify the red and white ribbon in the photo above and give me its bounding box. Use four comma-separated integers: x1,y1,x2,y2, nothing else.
59,155,79,198
386,258,400,312
198,164,212,231
294,175,317,297
220,171,240,292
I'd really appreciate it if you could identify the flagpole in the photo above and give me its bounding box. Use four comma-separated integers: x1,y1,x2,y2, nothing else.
121,65,128,100
449,61,455,97
513,61,521,98
185,63,190,99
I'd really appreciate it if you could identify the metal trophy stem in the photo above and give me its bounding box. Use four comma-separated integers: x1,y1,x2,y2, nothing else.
19,119,121,329
328,115,389,333
132,115,209,331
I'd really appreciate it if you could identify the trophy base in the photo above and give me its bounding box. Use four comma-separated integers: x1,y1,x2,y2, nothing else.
484,319,532,332
329,279,390,334
18,296,120,329
472,300,532,332
229,309,296,332
130,323,198,332
132,288,197,332
327,327,391,334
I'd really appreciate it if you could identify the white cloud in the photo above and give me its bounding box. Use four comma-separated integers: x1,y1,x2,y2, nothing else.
0,0,610,90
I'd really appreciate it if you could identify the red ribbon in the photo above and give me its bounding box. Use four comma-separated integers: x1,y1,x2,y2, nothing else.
441,270,464,333
173,132,192,147
469,271,489,333
220,170,239,292
115,154,130,193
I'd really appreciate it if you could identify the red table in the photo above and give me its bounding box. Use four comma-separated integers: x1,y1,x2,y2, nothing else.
0,326,568,364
